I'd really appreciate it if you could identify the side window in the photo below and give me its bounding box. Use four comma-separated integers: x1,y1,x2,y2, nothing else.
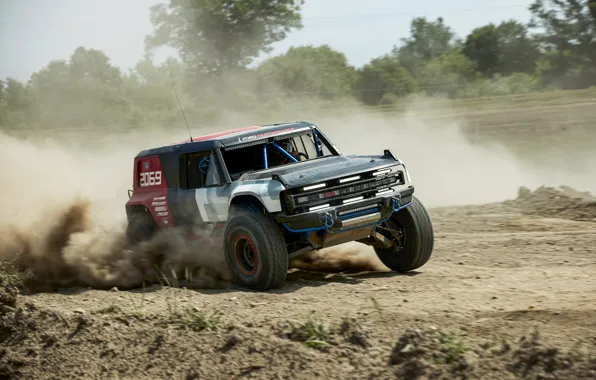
205,154,223,186
183,151,210,189
181,150,224,189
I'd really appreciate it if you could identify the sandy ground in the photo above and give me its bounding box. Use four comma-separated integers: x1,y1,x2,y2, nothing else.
2,188,595,379
1,98,596,379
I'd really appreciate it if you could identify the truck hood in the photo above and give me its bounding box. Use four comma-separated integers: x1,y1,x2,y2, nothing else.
238,154,400,188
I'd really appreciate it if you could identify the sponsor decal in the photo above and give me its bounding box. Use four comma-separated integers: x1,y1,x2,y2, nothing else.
154,206,167,212
157,211,169,217
140,171,162,187
237,127,295,142
153,196,166,201
151,201,167,206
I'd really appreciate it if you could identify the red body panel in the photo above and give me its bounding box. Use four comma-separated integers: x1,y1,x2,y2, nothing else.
126,154,173,228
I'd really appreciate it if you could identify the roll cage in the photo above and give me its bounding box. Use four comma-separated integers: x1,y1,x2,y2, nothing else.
199,126,340,186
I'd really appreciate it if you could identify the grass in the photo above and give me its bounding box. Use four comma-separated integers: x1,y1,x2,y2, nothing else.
285,313,335,349
439,332,470,363
167,308,223,332
282,312,371,351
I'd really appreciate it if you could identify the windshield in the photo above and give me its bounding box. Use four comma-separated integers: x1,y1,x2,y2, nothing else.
221,130,336,180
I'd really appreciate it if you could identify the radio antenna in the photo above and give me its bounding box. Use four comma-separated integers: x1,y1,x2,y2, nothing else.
169,71,193,142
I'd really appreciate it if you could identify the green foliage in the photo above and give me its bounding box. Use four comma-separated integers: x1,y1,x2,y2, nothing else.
0,78,35,128
528,0,596,88
416,50,478,97
27,48,136,128
463,20,540,77
2,1,596,131
354,56,417,105
257,44,356,99
456,73,541,98
590,0,596,23
393,17,459,76
146,0,304,76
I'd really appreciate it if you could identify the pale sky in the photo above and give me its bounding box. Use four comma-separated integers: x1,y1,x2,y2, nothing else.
0,0,534,81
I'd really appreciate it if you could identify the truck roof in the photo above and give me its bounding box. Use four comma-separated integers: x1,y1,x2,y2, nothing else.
135,121,315,158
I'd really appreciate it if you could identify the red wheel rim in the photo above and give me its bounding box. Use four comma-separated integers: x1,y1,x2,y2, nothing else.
233,235,258,275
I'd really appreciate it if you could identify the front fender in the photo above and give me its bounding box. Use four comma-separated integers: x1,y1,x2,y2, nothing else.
228,180,286,213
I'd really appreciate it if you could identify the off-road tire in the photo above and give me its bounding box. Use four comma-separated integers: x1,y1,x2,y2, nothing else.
374,196,434,272
126,210,156,244
224,204,289,291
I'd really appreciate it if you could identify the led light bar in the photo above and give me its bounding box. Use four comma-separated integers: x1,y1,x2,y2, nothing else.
376,188,395,195
309,204,330,212
303,183,326,191
339,175,360,184
372,168,391,176
343,196,364,204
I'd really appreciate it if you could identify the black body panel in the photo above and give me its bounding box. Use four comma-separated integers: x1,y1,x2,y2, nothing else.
167,188,204,229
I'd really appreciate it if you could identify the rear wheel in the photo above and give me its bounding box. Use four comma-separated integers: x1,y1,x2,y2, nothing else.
373,196,434,272
224,204,289,291
126,209,156,244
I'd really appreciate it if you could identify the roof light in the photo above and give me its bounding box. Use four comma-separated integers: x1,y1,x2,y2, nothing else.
303,183,326,191
339,175,360,183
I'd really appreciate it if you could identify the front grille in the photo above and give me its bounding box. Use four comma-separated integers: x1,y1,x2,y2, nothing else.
284,168,404,214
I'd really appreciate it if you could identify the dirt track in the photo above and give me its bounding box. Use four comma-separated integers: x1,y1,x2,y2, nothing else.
2,187,596,379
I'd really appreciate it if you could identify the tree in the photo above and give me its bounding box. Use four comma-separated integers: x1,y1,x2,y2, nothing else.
145,0,304,77
257,45,356,99
0,78,35,128
589,0,596,23
393,17,458,76
463,20,540,77
354,56,417,106
416,50,477,97
28,47,134,128
528,0,596,88
69,47,123,86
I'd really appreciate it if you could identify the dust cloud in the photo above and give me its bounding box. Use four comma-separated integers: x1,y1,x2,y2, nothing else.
307,97,544,208
0,96,580,286
0,130,231,290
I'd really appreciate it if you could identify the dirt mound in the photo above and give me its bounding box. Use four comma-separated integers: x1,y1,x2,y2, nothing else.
507,185,596,221
384,327,596,380
2,300,594,380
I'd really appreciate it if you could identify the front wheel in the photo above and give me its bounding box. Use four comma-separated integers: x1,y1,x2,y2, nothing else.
223,205,289,291
373,196,434,272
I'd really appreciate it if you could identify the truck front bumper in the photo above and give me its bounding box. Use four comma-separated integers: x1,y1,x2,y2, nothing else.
274,185,414,233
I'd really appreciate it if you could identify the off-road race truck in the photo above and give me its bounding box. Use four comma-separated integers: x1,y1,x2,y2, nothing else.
125,121,434,290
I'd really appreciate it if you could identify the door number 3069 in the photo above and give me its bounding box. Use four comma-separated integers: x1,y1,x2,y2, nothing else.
140,171,162,187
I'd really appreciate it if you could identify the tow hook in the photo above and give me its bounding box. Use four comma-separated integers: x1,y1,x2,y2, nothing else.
322,212,334,228
391,195,403,212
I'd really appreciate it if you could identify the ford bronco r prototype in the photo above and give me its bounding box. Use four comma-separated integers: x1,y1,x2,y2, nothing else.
125,121,434,290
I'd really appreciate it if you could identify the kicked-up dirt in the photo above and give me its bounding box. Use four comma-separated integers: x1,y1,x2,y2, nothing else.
1,186,595,380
